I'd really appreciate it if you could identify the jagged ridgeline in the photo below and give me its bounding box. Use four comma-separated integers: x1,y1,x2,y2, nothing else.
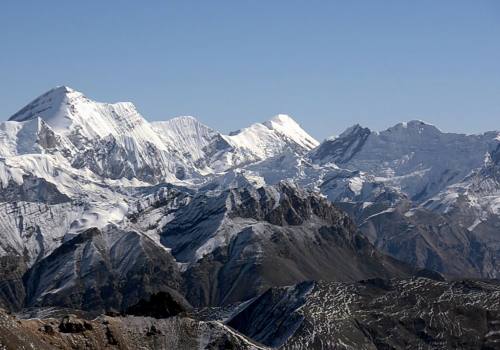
0,86,499,349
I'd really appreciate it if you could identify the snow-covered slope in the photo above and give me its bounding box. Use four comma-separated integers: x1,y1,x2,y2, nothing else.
153,114,319,174
153,116,221,164
0,153,139,266
0,117,74,157
152,116,233,174
227,114,318,154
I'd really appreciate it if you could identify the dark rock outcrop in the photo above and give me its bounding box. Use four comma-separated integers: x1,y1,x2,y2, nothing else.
125,291,192,319
23,226,185,313
0,255,26,311
0,175,71,204
310,124,371,165
59,314,93,333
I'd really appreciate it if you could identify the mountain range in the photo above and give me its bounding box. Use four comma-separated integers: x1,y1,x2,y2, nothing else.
0,86,499,349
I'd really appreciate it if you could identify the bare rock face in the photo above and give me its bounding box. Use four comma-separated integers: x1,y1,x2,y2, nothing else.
2,278,499,349
227,281,315,348
339,202,494,278
309,124,371,165
226,183,357,227
23,226,185,314
59,314,93,333
0,175,71,204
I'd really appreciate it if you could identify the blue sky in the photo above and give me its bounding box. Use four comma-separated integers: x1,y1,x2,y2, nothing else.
1,1,499,140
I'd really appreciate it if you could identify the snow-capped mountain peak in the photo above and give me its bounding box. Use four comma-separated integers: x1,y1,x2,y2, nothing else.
309,123,371,165
386,119,441,136
9,86,80,130
5,87,195,183
262,114,319,150
222,114,318,161
9,86,149,142
3,87,328,184
339,123,369,137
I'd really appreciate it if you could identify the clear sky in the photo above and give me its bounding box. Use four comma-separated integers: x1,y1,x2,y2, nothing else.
1,1,499,140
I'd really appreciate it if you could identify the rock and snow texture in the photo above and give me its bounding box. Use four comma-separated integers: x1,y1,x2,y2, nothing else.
425,143,500,218
12,180,417,313
152,116,225,173
1,84,500,320
229,278,500,349
128,182,416,308
3,278,500,349
0,86,320,270
8,86,496,205
306,121,500,279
